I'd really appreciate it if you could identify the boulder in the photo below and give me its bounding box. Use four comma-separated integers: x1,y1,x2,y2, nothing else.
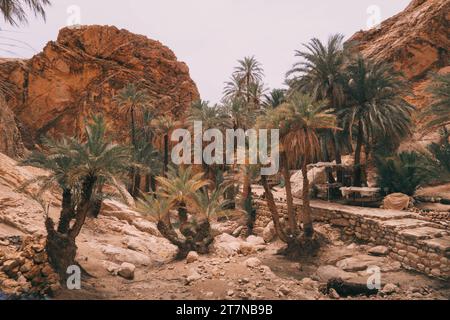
262,222,276,243
186,251,199,264
100,244,153,266
368,246,390,257
239,243,255,256
103,261,120,274
213,233,242,257
315,265,356,281
245,258,262,269
246,236,265,246
383,193,411,211
336,255,384,272
118,262,136,280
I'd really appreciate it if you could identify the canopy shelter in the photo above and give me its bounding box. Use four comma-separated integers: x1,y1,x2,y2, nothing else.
340,187,382,207
307,162,354,201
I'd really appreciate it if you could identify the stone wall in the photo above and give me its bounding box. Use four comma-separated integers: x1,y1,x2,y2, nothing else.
254,197,450,280
0,236,60,298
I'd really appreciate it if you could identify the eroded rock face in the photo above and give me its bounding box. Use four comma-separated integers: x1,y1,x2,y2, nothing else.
348,0,449,82
0,96,25,158
0,25,199,146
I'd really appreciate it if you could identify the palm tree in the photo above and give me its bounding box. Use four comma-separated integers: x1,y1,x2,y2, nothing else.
287,34,347,183
114,84,150,195
263,89,286,109
132,107,163,194
0,0,50,26
133,137,163,194
21,115,131,280
224,56,264,104
188,100,232,131
191,183,235,221
114,83,149,147
423,72,450,132
341,56,414,187
257,93,337,257
223,57,266,232
151,115,180,176
147,166,212,258
188,100,232,187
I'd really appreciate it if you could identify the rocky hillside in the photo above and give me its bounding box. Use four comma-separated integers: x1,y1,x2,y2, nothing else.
348,0,449,134
0,25,199,149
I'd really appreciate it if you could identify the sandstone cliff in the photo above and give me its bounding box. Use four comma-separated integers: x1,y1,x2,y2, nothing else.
0,25,199,148
348,0,449,120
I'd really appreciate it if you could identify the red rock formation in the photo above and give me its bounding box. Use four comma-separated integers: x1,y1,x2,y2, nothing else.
0,25,199,147
0,96,25,158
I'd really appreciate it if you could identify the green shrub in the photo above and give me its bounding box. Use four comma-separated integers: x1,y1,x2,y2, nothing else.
375,152,439,196
428,133,450,174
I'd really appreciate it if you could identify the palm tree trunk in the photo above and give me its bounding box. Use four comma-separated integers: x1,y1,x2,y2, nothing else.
47,175,96,282
69,175,97,238
57,188,74,233
241,166,254,235
130,106,137,147
353,121,364,187
151,175,157,193
164,134,169,175
301,161,314,239
45,218,77,282
261,175,289,243
332,132,343,184
145,174,151,193
321,133,335,183
87,184,104,218
133,171,141,197
281,152,298,235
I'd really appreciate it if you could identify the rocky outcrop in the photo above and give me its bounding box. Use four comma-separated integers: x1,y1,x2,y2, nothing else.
348,0,449,82
0,152,54,236
0,25,199,147
348,0,449,146
0,96,25,158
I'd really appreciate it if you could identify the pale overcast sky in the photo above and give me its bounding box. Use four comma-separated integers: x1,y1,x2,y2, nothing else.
1,0,411,103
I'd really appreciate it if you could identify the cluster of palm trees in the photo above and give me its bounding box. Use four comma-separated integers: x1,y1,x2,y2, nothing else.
287,35,414,187
178,35,416,257
423,72,450,132
130,35,418,258
7,0,448,266
138,167,232,259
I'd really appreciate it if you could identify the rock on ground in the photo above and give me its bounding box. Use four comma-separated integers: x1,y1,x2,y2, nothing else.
118,263,136,280
245,258,262,269
186,252,199,264
368,246,390,257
